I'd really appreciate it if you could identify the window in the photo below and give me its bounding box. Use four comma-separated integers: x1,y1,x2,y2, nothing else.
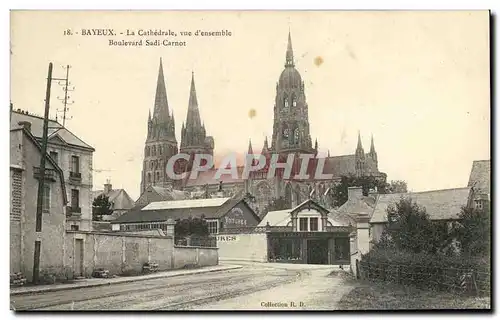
147,173,151,183
159,146,163,155
293,128,300,144
146,146,150,157
283,128,290,138
152,146,156,156
207,220,218,234
71,189,80,209
71,155,80,173
50,151,58,165
156,171,160,181
42,185,50,212
474,200,484,210
284,98,289,109
299,218,308,231
310,218,318,231
71,225,79,231
292,99,297,107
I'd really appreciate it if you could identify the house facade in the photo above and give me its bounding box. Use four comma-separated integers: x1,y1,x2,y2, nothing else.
10,125,68,281
11,109,95,231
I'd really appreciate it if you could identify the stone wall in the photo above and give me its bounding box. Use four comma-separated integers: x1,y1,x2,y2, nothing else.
64,231,218,278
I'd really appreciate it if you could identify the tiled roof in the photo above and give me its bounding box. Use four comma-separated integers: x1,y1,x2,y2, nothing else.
142,197,231,211
370,187,471,224
11,111,94,150
151,186,190,200
92,190,122,203
337,196,376,217
467,160,490,195
113,197,245,224
92,189,135,210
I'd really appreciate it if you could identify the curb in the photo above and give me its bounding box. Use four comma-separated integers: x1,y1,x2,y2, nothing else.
10,265,242,296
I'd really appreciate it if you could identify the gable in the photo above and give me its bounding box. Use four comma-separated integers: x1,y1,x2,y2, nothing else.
48,134,67,146
219,201,260,228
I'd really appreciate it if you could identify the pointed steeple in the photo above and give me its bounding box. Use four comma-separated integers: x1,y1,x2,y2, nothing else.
153,58,170,122
314,138,318,150
186,71,202,129
148,109,151,122
327,149,331,157
285,30,294,67
370,134,376,154
247,139,253,154
262,136,269,154
356,131,364,151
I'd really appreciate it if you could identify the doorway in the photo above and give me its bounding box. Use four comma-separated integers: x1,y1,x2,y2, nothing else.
74,239,84,277
307,239,329,264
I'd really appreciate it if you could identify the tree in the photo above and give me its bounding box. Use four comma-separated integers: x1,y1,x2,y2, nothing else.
381,197,452,255
453,205,490,257
264,197,290,214
92,194,113,221
174,216,209,238
387,180,408,193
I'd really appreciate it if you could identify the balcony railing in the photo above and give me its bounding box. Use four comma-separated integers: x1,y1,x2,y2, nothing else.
67,206,82,214
33,167,56,182
69,171,82,183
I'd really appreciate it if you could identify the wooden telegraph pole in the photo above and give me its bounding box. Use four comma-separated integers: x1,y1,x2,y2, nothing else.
33,62,53,284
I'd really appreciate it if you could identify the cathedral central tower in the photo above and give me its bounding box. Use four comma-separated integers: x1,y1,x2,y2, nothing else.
271,31,315,155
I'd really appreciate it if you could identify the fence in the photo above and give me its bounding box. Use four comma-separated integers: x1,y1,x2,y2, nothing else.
357,260,490,296
175,236,217,248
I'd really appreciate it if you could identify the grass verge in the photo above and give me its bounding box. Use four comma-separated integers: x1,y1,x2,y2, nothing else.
337,279,491,310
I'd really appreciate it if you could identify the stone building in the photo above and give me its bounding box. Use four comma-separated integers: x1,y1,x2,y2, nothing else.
10,124,68,281
467,159,491,211
11,109,95,231
137,31,386,215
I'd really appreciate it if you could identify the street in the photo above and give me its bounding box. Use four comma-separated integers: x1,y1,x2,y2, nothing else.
11,263,353,311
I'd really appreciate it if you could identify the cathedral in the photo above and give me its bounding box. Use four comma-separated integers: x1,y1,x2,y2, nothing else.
139,32,386,214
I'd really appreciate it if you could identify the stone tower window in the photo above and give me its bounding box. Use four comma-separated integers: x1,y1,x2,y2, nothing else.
284,98,289,109
152,146,156,156
294,128,300,144
283,128,289,138
292,98,297,107
146,146,150,157
147,173,151,183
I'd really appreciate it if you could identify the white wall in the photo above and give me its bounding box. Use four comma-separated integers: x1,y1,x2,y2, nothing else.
217,233,268,262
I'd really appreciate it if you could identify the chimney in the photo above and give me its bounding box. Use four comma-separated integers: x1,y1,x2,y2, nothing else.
18,121,31,132
347,186,363,201
104,179,112,195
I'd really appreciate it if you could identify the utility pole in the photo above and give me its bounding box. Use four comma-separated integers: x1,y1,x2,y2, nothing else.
56,65,74,127
33,62,53,284
33,62,72,284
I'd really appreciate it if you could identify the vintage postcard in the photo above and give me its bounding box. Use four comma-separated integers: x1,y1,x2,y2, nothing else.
9,10,491,311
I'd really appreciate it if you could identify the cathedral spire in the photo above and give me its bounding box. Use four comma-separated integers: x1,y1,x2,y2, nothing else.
262,136,269,153
247,138,253,154
186,71,202,129
356,131,364,151
148,108,151,122
370,134,376,154
153,58,170,122
285,30,294,67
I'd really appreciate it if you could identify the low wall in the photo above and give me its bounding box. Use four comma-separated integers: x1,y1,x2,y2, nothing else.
64,231,218,278
216,232,268,262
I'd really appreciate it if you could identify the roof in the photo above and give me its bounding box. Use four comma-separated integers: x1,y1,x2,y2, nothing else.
92,189,135,210
113,197,248,224
151,186,190,200
337,195,376,216
11,110,94,151
258,199,352,228
467,160,490,195
142,197,231,211
370,187,472,224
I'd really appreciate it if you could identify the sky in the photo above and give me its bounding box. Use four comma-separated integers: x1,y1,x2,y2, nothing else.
10,10,490,200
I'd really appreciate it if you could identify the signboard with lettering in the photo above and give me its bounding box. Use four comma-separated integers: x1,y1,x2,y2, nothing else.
216,235,238,242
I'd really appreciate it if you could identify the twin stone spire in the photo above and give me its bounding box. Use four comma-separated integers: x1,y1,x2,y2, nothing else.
147,58,208,153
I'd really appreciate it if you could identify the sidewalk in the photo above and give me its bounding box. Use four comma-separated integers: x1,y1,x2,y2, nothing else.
10,264,242,296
